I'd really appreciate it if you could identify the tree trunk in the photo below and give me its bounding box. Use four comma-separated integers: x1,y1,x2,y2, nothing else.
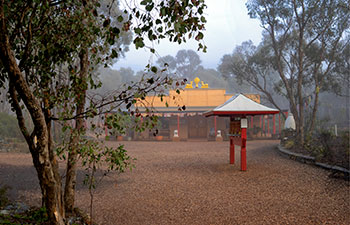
64,49,88,213
308,86,320,134
0,4,65,223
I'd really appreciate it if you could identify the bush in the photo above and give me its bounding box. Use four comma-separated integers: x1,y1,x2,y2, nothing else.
0,184,10,209
304,130,349,169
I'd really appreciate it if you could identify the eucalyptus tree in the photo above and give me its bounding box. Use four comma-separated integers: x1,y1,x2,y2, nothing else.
246,0,350,144
0,0,207,224
218,39,287,114
156,49,202,79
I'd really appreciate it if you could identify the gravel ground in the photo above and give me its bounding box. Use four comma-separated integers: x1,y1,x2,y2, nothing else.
0,140,349,224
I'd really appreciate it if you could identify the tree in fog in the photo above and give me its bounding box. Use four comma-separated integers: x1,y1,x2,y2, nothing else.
330,37,350,98
157,49,202,79
246,0,350,145
218,39,288,114
195,67,227,89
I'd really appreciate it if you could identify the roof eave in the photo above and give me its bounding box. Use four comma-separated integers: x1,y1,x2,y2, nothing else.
204,110,279,117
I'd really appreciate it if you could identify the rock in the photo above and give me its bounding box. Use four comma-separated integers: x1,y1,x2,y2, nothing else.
14,202,30,213
0,209,10,215
4,202,30,214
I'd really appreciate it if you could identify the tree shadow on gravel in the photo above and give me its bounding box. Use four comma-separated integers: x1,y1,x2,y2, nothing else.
0,161,124,203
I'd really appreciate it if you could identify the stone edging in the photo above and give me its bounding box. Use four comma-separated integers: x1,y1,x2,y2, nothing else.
277,145,350,176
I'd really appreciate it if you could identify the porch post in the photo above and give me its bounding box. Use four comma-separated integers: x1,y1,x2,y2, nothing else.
273,114,276,135
262,116,265,135
259,116,262,137
267,116,270,136
230,137,235,164
214,116,217,136
279,113,281,135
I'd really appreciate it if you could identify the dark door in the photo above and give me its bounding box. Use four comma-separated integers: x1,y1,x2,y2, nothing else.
188,115,207,138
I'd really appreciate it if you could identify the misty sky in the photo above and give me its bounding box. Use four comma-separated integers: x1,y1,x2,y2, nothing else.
113,0,263,71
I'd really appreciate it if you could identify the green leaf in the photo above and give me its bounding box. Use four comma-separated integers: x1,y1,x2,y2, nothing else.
151,66,157,73
117,15,124,23
103,19,110,27
146,3,154,11
134,28,142,34
195,32,204,41
111,49,118,58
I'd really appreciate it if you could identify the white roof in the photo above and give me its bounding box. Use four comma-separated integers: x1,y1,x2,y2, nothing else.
205,94,279,116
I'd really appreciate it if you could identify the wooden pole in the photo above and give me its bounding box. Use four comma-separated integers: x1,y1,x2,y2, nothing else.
267,116,270,136
273,114,276,135
279,113,281,135
262,116,265,135
214,116,217,136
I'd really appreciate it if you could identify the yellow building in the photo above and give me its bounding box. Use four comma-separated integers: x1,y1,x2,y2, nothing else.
134,77,261,141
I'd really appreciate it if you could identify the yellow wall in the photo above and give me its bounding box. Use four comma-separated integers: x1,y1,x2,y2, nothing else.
136,89,260,109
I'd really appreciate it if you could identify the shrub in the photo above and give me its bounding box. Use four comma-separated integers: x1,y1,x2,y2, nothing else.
0,184,10,209
284,140,295,149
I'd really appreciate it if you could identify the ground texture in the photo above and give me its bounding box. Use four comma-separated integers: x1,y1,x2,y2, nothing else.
0,140,349,224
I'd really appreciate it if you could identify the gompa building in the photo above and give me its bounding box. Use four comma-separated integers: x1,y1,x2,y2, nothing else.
132,77,284,141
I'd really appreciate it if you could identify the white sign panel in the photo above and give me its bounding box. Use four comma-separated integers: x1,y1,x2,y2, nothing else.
241,118,248,128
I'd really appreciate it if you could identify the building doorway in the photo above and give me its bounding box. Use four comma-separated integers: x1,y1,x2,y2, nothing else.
188,115,207,138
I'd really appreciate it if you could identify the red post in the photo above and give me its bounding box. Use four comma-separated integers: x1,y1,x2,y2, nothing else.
273,114,276,135
177,114,180,137
230,137,235,164
262,116,265,135
241,127,247,171
214,116,217,136
267,116,270,135
279,113,281,135
259,115,262,127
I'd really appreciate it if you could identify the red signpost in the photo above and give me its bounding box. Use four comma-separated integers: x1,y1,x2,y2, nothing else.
204,94,279,171
228,117,248,170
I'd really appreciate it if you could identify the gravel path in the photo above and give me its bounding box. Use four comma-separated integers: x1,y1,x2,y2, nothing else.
0,140,349,224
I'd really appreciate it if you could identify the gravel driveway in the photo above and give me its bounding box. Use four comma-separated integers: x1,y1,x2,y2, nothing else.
0,140,349,224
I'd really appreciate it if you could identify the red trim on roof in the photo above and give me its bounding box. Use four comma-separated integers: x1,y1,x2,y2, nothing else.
204,110,279,117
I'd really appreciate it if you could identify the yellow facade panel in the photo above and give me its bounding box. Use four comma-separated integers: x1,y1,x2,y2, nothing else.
135,80,260,110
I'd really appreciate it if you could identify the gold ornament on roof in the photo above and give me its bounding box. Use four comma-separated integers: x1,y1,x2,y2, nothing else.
194,77,200,88
185,77,209,89
185,81,193,88
201,81,208,88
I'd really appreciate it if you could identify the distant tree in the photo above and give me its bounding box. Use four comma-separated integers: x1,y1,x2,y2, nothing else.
195,67,227,89
0,86,11,114
218,40,287,116
246,0,350,145
330,37,350,98
175,49,202,79
157,49,202,79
